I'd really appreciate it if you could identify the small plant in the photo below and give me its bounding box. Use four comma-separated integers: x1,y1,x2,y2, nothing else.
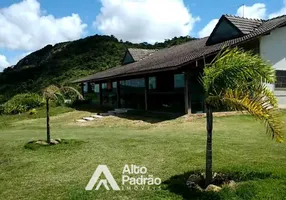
43,85,83,143
28,108,37,115
201,48,283,186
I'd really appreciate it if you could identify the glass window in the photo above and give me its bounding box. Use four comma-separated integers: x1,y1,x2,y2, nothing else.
121,78,144,87
275,70,286,88
149,77,156,89
174,74,185,88
83,82,88,92
93,84,99,93
102,83,107,89
112,82,117,89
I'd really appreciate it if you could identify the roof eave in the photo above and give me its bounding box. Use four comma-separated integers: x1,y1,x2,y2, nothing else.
72,17,286,84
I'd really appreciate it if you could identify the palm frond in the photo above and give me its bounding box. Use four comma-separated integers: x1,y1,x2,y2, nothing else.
61,86,84,100
43,85,83,101
203,47,276,94
255,84,278,107
43,85,61,100
207,88,283,142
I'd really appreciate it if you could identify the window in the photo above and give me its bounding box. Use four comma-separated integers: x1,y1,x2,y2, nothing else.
112,82,117,89
149,77,156,89
120,79,144,87
93,84,99,93
174,74,184,88
102,83,107,89
275,70,286,89
83,82,88,93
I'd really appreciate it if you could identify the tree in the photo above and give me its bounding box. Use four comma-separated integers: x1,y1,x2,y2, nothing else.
43,85,83,143
202,48,283,186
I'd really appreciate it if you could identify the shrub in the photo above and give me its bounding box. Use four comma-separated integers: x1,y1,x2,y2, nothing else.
28,108,37,115
2,93,44,114
0,104,4,115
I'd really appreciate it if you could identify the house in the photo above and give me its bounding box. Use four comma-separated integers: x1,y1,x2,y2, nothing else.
74,14,286,114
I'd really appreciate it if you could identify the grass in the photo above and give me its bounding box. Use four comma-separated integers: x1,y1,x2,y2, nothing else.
0,106,74,129
0,108,286,200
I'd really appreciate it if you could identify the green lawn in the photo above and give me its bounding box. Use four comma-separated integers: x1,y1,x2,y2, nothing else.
0,108,286,200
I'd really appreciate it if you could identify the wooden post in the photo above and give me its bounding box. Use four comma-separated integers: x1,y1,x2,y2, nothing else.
144,77,149,110
117,80,121,108
87,82,92,93
99,83,103,106
184,71,192,114
205,104,213,186
46,98,50,143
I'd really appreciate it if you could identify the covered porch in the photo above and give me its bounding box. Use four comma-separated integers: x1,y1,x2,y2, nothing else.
80,64,205,115
74,15,262,114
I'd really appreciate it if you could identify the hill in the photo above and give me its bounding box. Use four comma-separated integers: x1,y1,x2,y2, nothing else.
0,35,195,102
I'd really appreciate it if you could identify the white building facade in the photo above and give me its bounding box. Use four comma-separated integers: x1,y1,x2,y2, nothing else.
260,26,286,108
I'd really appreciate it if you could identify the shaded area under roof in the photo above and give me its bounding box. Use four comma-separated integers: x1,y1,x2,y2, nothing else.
73,15,286,83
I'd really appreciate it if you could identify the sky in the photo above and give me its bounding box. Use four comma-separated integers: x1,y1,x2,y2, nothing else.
0,0,286,71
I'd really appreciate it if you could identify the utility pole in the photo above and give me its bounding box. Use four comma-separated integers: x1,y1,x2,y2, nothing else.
242,4,245,17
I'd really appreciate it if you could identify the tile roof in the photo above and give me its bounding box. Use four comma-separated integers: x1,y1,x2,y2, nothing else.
73,15,286,83
128,48,157,61
224,15,264,34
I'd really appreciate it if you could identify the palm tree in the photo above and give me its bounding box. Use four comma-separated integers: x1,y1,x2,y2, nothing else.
202,48,283,186
43,85,83,143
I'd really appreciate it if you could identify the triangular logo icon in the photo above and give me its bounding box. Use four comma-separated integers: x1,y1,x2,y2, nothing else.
85,165,120,191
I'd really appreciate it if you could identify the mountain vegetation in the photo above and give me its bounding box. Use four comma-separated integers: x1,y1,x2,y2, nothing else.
0,35,195,102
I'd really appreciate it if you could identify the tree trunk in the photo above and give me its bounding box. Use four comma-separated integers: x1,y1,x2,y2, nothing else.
205,104,213,186
46,98,51,143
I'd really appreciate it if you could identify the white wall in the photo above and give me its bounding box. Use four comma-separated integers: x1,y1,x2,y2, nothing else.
260,26,286,108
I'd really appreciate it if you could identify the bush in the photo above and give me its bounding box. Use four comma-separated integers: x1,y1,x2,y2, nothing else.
0,104,4,115
2,93,44,114
28,108,37,115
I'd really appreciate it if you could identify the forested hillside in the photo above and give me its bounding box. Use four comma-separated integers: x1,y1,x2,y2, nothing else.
0,35,195,102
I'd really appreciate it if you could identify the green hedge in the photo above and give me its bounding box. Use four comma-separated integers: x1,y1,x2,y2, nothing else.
1,93,44,114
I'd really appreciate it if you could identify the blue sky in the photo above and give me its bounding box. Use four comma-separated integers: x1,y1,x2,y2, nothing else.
0,0,286,71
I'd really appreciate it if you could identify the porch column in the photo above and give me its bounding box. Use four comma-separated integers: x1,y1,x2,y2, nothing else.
116,80,121,108
144,77,149,110
184,71,192,114
99,83,103,106
87,82,92,93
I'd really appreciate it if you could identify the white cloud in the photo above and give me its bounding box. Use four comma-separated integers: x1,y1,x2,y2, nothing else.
198,19,218,38
94,0,200,43
0,55,10,71
236,3,267,19
197,3,267,38
0,0,87,51
269,0,286,18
